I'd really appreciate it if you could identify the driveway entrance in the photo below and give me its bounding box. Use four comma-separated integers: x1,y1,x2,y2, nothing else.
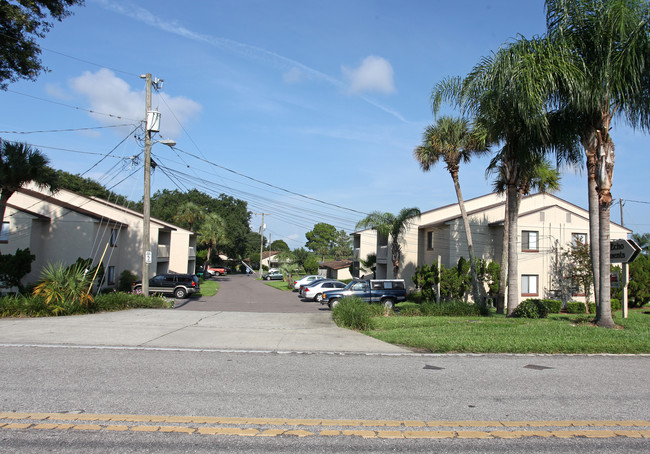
175,273,327,313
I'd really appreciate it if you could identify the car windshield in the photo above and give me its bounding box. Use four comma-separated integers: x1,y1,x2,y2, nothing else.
344,280,361,290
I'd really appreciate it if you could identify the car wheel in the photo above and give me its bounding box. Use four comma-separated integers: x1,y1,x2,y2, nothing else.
382,298,395,310
329,298,340,309
265,276,270,280
315,293,323,303
174,287,187,298
133,285,142,294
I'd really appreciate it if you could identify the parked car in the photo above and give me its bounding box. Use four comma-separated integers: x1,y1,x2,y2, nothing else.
132,273,200,298
298,278,335,297
302,280,346,302
292,275,321,290
320,279,406,309
206,266,227,276
263,271,284,281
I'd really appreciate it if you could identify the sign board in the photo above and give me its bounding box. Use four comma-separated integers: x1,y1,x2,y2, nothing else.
145,251,152,264
610,239,641,264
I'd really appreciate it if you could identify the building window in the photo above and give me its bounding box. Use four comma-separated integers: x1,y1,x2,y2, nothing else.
572,232,587,246
0,222,8,243
109,228,118,247
522,231,538,251
426,231,433,250
522,275,538,296
107,266,115,285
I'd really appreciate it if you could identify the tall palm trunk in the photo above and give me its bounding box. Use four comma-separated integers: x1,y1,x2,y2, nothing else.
586,154,601,320
506,184,521,316
497,197,508,314
598,202,614,327
582,130,600,321
595,122,615,328
452,174,482,306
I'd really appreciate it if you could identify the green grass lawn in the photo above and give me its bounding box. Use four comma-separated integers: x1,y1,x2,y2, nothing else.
263,280,293,291
197,279,219,297
364,309,650,354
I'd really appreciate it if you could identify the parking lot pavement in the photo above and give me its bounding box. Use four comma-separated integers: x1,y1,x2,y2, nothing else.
175,273,327,313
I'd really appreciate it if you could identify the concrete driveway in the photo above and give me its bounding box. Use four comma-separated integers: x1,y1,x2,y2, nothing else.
0,274,410,354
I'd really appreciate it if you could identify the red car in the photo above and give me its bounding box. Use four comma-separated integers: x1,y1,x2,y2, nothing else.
207,266,226,276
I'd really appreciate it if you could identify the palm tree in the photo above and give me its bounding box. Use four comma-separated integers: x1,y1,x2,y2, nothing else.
414,116,489,306
355,207,421,277
173,201,205,232
198,213,228,265
488,157,562,314
545,0,650,328
432,36,581,315
0,141,59,224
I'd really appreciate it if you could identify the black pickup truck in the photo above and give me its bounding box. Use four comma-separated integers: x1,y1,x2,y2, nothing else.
320,279,407,309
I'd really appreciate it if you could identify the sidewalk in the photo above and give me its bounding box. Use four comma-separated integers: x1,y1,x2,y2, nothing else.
0,275,410,354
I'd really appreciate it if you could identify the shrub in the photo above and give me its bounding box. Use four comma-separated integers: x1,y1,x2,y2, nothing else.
588,299,622,314
565,301,587,314
331,296,374,330
396,302,421,316
541,299,562,314
33,262,94,309
511,299,549,319
93,291,172,311
0,291,172,318
419,300,483,317
118,269,138,292
407,291,425,304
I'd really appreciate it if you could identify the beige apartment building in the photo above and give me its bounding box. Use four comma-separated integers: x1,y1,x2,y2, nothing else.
0,184,197,289
352,192,630,307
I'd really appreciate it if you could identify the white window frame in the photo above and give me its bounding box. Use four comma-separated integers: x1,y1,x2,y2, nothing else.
107,266,116,285
522,274,539,296
110,228,118,247
571,232,587,246
522,231,538,251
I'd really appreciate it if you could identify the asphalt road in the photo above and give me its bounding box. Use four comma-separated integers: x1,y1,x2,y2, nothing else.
1,274,648,452
1,346,648,453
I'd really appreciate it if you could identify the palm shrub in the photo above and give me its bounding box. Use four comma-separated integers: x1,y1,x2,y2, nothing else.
33,262,94,308
331,296,374,330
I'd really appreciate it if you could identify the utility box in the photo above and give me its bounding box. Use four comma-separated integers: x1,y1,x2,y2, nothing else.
147,110,161,132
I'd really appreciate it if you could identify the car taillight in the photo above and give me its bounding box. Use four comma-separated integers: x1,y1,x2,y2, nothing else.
191,281,196,287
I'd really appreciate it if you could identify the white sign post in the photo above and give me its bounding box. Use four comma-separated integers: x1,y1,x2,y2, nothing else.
610,239,642,318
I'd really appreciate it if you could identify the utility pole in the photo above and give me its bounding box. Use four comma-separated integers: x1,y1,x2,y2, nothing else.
254,213,270,277
142,73,153,296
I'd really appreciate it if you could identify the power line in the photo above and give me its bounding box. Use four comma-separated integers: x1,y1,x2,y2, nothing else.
0,124,138,134
5,89,141,122
170,146,370,216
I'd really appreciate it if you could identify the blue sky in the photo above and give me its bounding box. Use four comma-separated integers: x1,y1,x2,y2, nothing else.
1,0,648,249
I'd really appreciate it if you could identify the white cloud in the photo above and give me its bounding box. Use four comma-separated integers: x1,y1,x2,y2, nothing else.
342,56,395,95
45,83,72,100
283,67,304,84
70,68,202,137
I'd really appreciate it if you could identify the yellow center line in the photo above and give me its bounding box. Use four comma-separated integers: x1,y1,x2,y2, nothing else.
1,412,648,439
